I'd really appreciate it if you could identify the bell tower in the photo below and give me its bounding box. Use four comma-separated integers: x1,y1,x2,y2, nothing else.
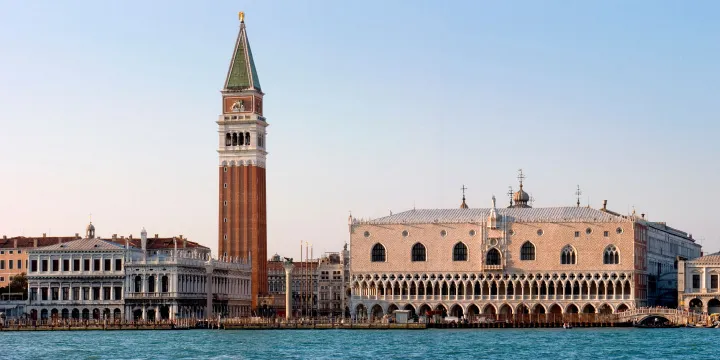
218,12,268,308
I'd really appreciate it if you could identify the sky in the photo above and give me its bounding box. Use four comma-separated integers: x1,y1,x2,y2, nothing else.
1,1,719,258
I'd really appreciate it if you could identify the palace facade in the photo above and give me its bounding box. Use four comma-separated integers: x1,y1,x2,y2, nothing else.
349,178,700,320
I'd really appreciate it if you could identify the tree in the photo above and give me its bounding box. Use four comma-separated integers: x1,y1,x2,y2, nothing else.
0,272,28,300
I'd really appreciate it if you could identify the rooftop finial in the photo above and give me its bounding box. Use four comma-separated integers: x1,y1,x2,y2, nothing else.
575,185,582,208
517,169,525,189
459,184,469,209
507,186,514,207
239,11,245,23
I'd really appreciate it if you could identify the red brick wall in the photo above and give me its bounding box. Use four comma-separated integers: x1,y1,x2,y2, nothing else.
219,165,267,308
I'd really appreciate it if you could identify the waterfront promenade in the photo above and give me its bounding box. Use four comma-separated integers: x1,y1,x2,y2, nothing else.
0,307,710,331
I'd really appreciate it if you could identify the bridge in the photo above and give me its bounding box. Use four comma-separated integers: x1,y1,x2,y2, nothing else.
616,307,707,326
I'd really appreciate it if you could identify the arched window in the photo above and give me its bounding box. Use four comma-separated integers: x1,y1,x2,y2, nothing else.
453,242,468,261
521,241,535,260
161,275,169,292
604,245,619,264
561,245,576,264
486,248,501,265
411,243,426,262
225,133,232,146
371,243,386,262
232,133,238,146
148,275,155,293
245,132,251,146
134,275,141,293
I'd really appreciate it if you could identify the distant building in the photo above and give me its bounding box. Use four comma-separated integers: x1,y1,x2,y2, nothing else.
678,252,720,314
349,172,701,321
646,222,700,306
264,246,351,318
267,255,318,317
316,247,350,317
0,233,81,288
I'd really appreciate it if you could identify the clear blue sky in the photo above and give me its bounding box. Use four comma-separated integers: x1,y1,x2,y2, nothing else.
1,0,719,258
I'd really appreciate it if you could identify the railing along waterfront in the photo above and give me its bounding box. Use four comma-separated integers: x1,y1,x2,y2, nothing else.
0,318,197,330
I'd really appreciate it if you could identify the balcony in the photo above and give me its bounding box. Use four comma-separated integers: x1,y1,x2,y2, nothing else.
125,292,205,300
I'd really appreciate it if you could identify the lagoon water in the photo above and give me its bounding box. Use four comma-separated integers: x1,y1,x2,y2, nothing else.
0,328,715,359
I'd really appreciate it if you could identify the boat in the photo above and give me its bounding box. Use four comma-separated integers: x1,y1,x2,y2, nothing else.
563,323,572,329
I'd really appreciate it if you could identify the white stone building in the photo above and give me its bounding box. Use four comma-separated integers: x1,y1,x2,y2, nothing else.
26,223,128,320
122,228,252,321
26,223,252,321
678,252,720,314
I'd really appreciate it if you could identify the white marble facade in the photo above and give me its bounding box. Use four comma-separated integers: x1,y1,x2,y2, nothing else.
679,252,720,314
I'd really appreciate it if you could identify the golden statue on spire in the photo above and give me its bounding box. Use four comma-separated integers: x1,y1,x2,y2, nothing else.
239,11,245,22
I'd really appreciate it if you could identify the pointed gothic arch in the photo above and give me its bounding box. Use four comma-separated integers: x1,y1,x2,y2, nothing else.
561,245,576,264
371,243,386,262
453,242,468,261
411,243,427,262
603,245,620,264
486,248,501,265
520,241,536,260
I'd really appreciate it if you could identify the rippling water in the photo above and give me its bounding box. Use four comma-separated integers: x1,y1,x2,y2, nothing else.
0,328,715,359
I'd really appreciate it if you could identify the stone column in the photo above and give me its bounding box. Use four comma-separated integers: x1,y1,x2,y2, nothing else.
283,262,294,321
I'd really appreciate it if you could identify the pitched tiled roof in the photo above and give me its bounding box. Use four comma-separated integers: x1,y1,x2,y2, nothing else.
0,236,80,249
34,238,125,251
689,252,720,264
357,207,630,225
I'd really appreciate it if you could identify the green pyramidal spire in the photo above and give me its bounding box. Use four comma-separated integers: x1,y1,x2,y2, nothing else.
224,14,262,92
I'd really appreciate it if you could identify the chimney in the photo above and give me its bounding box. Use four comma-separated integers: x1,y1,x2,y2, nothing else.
602,200,607,211
58,237,62,244
112,234,117,240
3,235,6,239
13,238,17,248
43,233,46,238
33,238,38,248
129,234,133,239
121,235,125,239
641,213,645,219
75,233,80,239
183,238,187,248
155,234,159,239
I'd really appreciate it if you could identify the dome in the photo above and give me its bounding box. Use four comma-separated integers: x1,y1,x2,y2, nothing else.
513,188,530,203
86,222,95,231
459,199,469,209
